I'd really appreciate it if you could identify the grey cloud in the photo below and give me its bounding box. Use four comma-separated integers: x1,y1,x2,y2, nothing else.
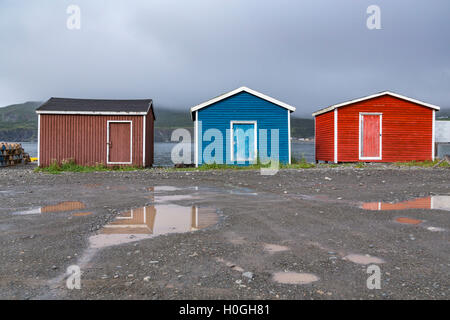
0,0,449,116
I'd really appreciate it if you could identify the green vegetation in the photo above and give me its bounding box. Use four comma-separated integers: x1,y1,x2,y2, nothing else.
35,159,144,174
290,117,314,138
0,101,41,141
355,162,366,168
153,107,193,129
395,159,449,168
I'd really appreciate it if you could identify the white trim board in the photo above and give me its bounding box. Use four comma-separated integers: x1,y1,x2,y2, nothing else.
432,110,435,160
36,110,148,115
359,113,382,161
190,87,296,120
106,120,133,165
288,110,291,164
37,114,41,166
142,115,146,167
334,108,338,163
230,121,258,162
195,111,198,167
312,91,440,117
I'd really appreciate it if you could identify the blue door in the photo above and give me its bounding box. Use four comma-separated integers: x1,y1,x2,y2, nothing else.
233,123,256,161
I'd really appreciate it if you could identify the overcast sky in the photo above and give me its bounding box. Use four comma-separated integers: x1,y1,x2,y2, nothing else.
1,0,449,117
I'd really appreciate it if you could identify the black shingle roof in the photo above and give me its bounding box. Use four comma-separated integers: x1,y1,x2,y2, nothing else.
37,98,153,114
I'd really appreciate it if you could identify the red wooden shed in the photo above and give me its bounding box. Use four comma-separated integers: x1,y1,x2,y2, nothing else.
36,98,155,167
312,91,440,163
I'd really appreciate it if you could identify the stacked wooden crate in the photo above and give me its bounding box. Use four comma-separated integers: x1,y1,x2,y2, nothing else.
0,142,31,167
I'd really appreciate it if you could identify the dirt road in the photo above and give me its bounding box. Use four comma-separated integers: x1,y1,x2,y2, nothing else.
0,165,448,299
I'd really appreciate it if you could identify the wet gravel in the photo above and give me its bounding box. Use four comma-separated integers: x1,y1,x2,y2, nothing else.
0,164,449,300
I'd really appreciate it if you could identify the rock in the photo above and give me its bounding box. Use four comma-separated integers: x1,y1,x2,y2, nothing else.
243,272,254,279
143,276,151,282
324,177,332,181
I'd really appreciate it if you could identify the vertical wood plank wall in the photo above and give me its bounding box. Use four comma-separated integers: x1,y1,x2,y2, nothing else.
315,111,335,162
39,114,145,167
315,95,434,162
337,96,433,162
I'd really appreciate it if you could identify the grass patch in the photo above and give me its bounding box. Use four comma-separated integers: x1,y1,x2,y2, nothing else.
170,155,317,171
34,159,144,174
395,159,449,168
355,162,365,169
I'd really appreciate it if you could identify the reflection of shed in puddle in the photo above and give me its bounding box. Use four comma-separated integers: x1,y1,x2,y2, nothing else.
101,205,218,236
361,196,450,211
41,201,86,213
13,201,86,215
90,205,218,249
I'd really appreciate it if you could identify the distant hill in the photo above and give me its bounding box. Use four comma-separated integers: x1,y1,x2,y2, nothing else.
437,107,450,120
291,117,314,139
0,101,315,142
0,101,41,141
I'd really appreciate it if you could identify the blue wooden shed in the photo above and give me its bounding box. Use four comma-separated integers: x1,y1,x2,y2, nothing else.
190,87,296,166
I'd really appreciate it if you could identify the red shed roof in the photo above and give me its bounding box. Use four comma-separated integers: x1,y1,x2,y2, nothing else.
312,91,440,117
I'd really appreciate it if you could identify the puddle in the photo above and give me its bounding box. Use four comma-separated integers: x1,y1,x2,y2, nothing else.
264,243,290,254
361,195,450,211
12,201,86,215
72,212,93,217
427,226,445,232
395,217,422,225
272,272,319,285
0,223,13,231
89,204,218,249
343,254,385,265
154,194,195,202
152,186,182,192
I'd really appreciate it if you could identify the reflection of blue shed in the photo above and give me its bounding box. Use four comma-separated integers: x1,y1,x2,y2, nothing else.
190,87,296,166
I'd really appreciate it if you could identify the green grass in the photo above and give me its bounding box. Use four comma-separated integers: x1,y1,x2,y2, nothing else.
395,159,449,168
169,155,317,171
34,159,144,174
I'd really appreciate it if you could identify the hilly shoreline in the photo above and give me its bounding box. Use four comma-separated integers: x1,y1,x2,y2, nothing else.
0,101,316,142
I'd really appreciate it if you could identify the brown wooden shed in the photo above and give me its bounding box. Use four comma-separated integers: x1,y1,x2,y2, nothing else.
36,98,155,167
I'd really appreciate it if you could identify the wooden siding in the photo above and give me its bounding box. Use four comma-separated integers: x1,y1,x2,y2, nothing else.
39,114,147,167
315,111,334,162
337,95,433,162
144,112,154,167
197,92,290,165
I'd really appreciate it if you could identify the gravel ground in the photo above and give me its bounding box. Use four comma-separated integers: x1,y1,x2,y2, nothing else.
0,164,449,300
